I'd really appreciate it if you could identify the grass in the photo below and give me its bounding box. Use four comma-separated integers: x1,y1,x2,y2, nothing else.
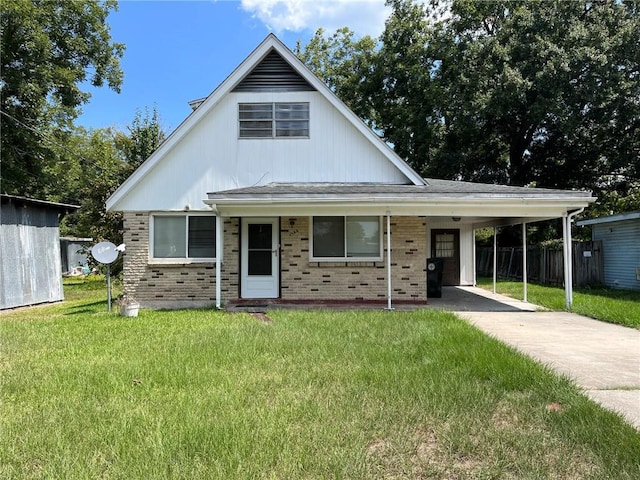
1,278,639,479
476,277,640,329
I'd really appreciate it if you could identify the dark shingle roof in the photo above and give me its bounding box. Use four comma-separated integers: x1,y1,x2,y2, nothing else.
208,181,592,199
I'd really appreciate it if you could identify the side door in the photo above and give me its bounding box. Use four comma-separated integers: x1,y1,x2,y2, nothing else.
431,229,460,285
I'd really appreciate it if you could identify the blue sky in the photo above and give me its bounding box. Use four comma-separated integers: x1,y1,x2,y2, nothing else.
78,0,390,132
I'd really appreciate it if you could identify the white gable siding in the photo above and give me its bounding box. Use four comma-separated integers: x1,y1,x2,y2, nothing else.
113,91,410,211
592,219,640,290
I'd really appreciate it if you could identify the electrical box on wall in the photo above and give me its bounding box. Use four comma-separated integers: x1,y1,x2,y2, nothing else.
636,267,640,281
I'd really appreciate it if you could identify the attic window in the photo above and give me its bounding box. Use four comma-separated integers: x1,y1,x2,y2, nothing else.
239,103,309,138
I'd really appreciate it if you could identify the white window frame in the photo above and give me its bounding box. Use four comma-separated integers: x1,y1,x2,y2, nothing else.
149,213,217,264
309,216,383,262
238,102,309,139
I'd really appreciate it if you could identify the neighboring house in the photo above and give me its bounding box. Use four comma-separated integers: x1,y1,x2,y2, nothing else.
60,237,93,275
106,34,595,309
577,212,640,291
1,194,78,309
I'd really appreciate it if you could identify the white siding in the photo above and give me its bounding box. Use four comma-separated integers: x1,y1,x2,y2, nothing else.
592,219,640,290
426,219,474,285
115,91,409,211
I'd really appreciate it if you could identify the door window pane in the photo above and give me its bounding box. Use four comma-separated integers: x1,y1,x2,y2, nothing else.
347,217,380,257
435,233,455,257
247,223,273,275
313,217,345,257
154,216,186,258
248,251,272,275
248,224,272,249
188,216,216,258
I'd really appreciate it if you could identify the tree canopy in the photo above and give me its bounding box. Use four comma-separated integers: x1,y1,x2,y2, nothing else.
298,0,640,217
1,0,124,197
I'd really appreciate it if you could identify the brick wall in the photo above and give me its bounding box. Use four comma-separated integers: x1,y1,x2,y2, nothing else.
123,214,426,307
122,213,239,309
280,216,427,301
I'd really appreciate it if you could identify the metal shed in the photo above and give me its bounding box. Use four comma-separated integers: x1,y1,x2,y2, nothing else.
1,195,78,309
577,212,640,291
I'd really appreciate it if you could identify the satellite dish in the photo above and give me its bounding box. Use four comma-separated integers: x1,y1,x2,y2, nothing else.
91,241,119,264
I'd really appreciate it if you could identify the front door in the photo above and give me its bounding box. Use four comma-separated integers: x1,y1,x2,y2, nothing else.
431,229,460,285
241,218,279,298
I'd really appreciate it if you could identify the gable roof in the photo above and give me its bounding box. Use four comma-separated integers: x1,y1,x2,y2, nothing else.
106,34,426,211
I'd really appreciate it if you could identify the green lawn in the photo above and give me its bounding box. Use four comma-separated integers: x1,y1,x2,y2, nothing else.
1,279,639,479
476,277,640,329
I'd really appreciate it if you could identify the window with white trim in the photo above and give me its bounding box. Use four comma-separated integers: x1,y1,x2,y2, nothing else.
239,103,309,138
152,214,216,261
311,216,382,261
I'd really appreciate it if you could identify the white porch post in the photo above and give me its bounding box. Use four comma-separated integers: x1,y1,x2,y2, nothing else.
562,213,572,310
386,212,393,310
472,228,477,286
522,222,528,303
493,227,498,294
215,215,223,309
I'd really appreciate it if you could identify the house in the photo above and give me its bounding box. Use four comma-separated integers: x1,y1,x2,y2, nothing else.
1,194,78,309
106,34,595,310
577,212,640,291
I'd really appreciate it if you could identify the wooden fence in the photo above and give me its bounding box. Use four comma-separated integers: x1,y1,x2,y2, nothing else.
476,241,604,287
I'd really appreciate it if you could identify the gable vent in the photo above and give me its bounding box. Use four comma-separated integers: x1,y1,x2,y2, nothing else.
233,49,316,92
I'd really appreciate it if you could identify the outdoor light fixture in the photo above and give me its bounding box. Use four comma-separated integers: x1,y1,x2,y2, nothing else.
452,217,461,222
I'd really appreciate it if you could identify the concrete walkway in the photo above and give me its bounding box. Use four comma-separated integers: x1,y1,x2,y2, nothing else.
438,287,640,430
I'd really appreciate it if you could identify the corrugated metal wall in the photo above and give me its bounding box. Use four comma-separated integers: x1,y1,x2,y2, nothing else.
593,219,640,290
1,202,64,309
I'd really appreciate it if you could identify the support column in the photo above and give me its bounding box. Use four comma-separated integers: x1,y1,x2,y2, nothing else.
493,227,498,294
522,222,528,303
386,212,393,310
472,228,477,286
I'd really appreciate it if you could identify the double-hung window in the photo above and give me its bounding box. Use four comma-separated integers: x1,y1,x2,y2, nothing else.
311,216,382,261
152,214,216,261
239,103,309,138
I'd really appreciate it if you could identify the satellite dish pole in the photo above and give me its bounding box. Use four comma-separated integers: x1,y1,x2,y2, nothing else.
91,241,120,312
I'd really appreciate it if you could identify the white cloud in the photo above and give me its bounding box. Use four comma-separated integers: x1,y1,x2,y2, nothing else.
240,0,391,37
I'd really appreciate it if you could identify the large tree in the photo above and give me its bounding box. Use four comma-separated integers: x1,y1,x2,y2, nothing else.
57,108,166,245
435,0,640,194
0,0,124,197
298,0,639,214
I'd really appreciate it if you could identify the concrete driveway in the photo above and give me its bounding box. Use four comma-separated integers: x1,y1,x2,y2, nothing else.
434,287,640,430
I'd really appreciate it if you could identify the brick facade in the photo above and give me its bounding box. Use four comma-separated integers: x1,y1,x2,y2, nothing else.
123,213,427,308
280,216,427,301
122,213,239,309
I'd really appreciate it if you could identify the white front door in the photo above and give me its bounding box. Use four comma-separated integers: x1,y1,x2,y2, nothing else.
241,218,279,299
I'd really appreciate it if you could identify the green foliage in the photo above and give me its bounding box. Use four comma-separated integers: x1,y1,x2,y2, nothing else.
0,0,124,197
436,0,640,192
298,0,640,219
296,27,379,126
55,107,166,273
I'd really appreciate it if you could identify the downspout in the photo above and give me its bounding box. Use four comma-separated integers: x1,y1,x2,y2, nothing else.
386,211,393,310
563,208,585,310
215,214,223,309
